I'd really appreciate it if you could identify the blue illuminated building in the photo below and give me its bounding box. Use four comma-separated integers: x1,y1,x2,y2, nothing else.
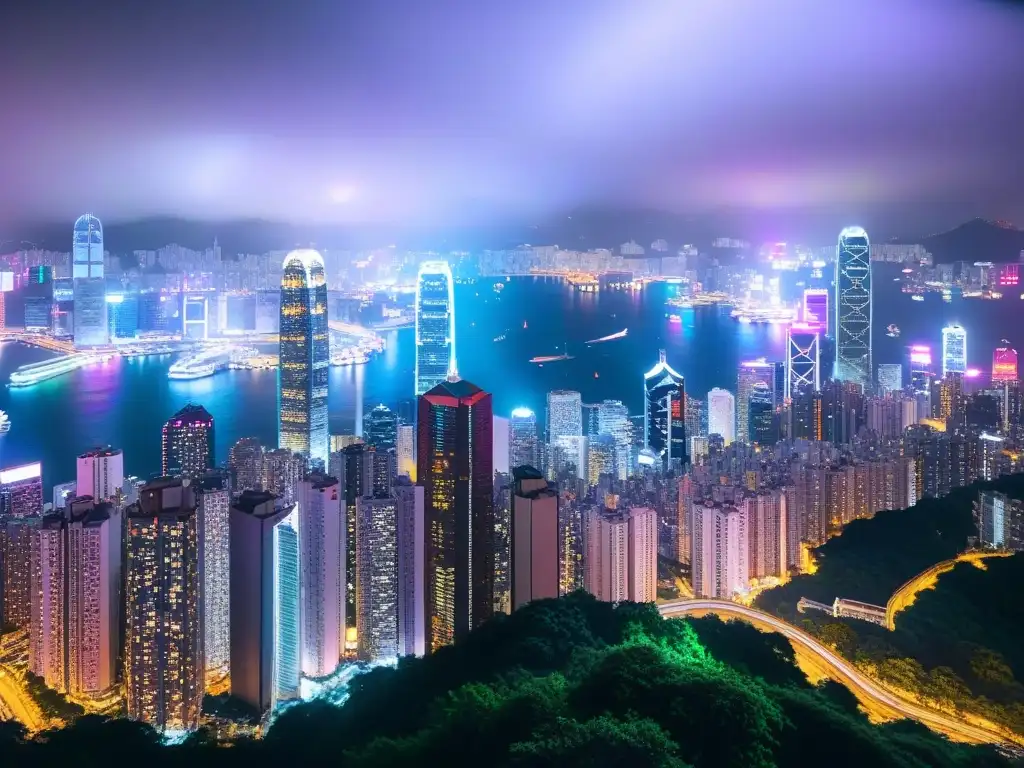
643,349,688,469
72,214,108,347
835,226,872,386
414,261,456,396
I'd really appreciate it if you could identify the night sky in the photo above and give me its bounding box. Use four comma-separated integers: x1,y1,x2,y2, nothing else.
2,0,1023,234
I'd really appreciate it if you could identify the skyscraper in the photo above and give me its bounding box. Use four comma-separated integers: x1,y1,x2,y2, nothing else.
125,478,202,732
748,383,777,446
877,364,903,395
72,214,108,348
993,346,1018,383
279,249,330,466
24,266,53,332
707,388,736,445
197,473,231,690
396,424,416,481
297,474,343,678
414,261,456,396
1,516,39,630
582,507,656,603
786,323,821,399
596,399,631,480
835,226,872,386
162,404,215,480
510,467,559,610
509,408,539,470
942,324,968,377
643,350,687,469
802,288,830,334
908,345,934,396
0,463,44,518
76,446,124,502
737,359,779,442
547,390,583,442
692,500,748,599
229,437,264,493
229,491,300,712
417,378,494,652
30,514,65,691
364,404,398,452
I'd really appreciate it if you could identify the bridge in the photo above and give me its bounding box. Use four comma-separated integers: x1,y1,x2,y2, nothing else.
659,599,1018,747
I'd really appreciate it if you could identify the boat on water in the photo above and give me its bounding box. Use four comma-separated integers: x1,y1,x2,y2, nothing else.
586,328,628,345
530,353,574,364
911,295,925,302
886,324,900,338
0,411,10,434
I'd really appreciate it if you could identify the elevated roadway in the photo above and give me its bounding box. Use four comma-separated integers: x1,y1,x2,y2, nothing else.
0,664,46,733
885,551,1013,630
659,599,1018,747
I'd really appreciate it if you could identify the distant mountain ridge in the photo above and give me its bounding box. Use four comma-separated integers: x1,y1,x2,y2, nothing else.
895,217,1024,265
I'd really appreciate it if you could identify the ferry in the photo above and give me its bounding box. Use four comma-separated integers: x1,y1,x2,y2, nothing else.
668,314,682,324
530,353,574,364
585,328,628,345
0,411,10,434
168,346,259,381
886,324,900,338
911,295,925,302
10,353,114,387
493,282,505,293
331,351,370,366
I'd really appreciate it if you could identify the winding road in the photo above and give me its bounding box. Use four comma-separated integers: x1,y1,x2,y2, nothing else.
659,599,1017,747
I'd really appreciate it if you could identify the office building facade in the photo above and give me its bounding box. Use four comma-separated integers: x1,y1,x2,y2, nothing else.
414,261,456,396
644,350,688,468
297,474,343,678
835,226,872,386
279,249,330,465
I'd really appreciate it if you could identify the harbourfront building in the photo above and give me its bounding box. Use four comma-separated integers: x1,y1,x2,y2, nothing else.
942,324,968,377
125,478,202,732
835,226,872,386
279,249,330,466
643,350,688,469
417,378,494,652
414,261,456,396
162,404,215,480
72,214,108,348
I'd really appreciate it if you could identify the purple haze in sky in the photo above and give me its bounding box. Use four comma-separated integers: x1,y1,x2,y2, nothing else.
1,0,1022,232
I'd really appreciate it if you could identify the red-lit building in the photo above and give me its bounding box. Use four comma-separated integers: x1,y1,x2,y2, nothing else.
998,263,1019,287
417,377,494,653
993,347,1019,383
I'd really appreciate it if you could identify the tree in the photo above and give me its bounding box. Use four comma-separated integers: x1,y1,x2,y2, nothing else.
877,657,926,695
969,647,1015,686
817,622,860,656
925,667,972,713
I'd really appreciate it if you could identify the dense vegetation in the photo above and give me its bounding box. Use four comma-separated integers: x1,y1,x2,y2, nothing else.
1,593,1014,766
757,474,1024,736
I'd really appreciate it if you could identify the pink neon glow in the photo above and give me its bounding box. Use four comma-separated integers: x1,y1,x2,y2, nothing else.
965,368,982,378
910,351,931,365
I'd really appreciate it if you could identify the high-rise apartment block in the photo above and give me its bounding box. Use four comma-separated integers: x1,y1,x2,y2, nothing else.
125,478,202,732
510,467,559,610
583,507,656,603
161,404,215,480
297,474,343,678
197,472,231,689
76,446,124,502
692,500,748,599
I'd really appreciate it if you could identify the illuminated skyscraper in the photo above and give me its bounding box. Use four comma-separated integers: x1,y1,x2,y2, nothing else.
229,491,300,712
197,473,231,690
417,378,494,652
261,448,305,504
396,424,416,480
24,266,53,332
748,383,777,445
643,350,687,468
76,446,124,502
707,388,736,445
1,516,39,630
993,346,1018,382
737,359,779,442
908,345,934,396
364,404,398,452
941,324,967,377
279,249,329,466
876,364,903,395
0,462,44,518
692,500,748,599
297,474,343,678
597,399,631,480
414,261,456,396
72,214,108,348
547,390,583,442
802,288,829,334
125,478,202,733
229,437,264,493
29,514,65,691
162,404,215,480
786,324,821,399
835,227,871,385
355,484,425,662
509,407,539,470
